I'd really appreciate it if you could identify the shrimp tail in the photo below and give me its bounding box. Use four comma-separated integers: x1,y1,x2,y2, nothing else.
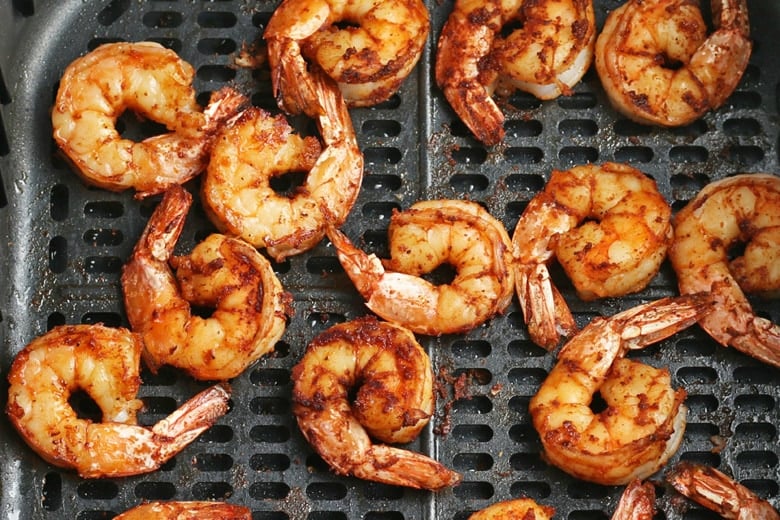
201,86,250,136
618,293,717,349
351,445,462,491
133,185,192,263
517,263,578,350
611,479,656,520
667,461,780,520
152,383,231,462
311,66,356,144
732,315,780,369
269,38,324,117
445,82,505,145
327,226,385,297
688,27,752,110
716,0,750,36
115,501,252,520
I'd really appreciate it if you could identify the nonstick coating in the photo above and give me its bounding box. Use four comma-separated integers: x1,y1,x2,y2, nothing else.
1,0,779,518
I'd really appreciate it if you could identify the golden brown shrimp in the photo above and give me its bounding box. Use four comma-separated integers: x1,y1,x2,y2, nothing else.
5,324,230,478
115,501,251,520
512,162,672,350
611,480,656,520
468,498,555,520
202,68,363,262
667,462,780,520
595,0,752,127
669,173,780,368
529,294,716,485
435,0,596,145
292,317,462,490
122,186,290,380
327,200,515,336
51,41,246,197
264,0,429,110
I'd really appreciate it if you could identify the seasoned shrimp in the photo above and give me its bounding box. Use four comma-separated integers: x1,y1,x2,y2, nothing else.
669,173,780,368
115,501,251,519
435,0,596,145
611,480,656,520
122,186,290,380
595,0,752,127
51,41,246,197
512,162,672,349
5,324,230,478
667,462,780,520
468,498,555,520
264,0,429,109
327,200,515,336
529,294,716,485
202,68,363,262
292,317,462,490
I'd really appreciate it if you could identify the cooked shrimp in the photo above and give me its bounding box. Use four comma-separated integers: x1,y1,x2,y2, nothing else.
51,41,246,197
611,480,656,520
669,173,780,368
264,0,429,109
595,0,752,127
115,501,251,520
468,498,555,520
512,162,672,349
435,0,596,145
202,68,363,262
667,462,780,520
327,200,515,336
529,294,716,485
122,186,290,380
292,317,462,490
5,324,230,478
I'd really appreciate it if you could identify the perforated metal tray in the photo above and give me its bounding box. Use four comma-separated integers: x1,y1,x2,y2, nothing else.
1,0,778,518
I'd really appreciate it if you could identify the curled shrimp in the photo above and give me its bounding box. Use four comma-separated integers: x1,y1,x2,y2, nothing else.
202,69,363,261
115,501,251,519
5,324,230,478
595,0,752,127
529,294,716,485
51,41,245,197
435,0,596,145
512,162,672,350
264,0,429,110
122,185,290,380
468,498,555,520
327,200,515,336
611,480,656,520
292,317,462,490
667,462,780,520
669,173,780,368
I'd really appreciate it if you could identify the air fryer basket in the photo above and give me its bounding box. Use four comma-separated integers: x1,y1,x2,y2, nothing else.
1,0,778,518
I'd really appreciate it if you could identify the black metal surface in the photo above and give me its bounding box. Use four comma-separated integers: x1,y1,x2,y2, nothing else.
1,0,779,518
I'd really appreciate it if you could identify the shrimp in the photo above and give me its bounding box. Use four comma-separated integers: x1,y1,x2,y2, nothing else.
51,41,246,197
595,0,752,127
611,480,656,520
512,162,672,350
292,317,462,490
115,501,251,519
667,462,780,520
121,185,290,380
528,294,716,485
468,498,555,520
264,0,429,110
327,199,515,336
5,324,230,478
202,68,363,262
435,0,596,145
669,173,780,368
